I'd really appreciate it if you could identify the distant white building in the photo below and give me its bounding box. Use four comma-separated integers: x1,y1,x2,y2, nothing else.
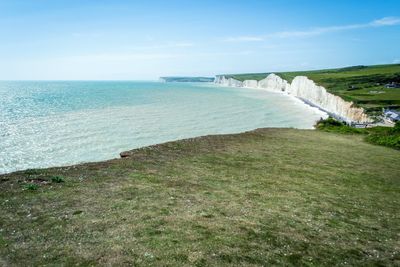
383,109,400,123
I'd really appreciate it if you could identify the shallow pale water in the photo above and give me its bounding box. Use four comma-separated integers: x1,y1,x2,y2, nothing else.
0,81,326,174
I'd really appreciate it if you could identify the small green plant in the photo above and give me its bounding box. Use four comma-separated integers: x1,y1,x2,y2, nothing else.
392,121,400,133
51,176,65,183
315,117,364,134
316,117,344,127
24,183,39,191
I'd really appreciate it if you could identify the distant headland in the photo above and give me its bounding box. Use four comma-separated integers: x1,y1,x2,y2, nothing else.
159,76,215,82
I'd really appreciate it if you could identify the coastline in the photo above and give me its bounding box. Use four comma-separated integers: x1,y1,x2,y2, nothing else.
214,74,372,124
2,1,399,265
215,82,329,122
1,126,319,176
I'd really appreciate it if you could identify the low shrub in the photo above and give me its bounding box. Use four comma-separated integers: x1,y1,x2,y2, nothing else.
316,118,400,150
315,117,364,134
365,134,400,149
24,183,39,191
365,121,400,149
392,121,400,133
316,117,344,127
51,176,65,183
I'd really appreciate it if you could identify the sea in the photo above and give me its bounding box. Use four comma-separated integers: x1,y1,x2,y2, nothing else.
0,81,327,174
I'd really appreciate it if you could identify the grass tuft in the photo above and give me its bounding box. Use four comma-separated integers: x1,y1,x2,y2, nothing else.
50,175,65,183
24,183,39,191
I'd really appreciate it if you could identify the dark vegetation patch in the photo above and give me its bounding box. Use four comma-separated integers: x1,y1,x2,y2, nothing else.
50,175,65,183
316,117,400,149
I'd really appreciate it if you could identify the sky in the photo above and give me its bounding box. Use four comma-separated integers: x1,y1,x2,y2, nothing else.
0,0,399,80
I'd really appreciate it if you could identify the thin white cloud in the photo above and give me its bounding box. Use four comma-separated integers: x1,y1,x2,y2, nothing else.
272,24,365,38
273,16,400,38
224,16,400,41
371,17,400,26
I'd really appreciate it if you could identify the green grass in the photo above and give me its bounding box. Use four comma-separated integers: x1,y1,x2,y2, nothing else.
316,117,400,149
24,183,39,191
223,72,270,81
224,64,400,115
0,128,399,266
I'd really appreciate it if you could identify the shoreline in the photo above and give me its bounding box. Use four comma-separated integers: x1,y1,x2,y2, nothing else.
1,82,325,175
215,83,329,120
214,74,372,124
0,126,319,176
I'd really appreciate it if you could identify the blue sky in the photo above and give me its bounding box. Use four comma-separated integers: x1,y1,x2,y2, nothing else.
0,0,399,80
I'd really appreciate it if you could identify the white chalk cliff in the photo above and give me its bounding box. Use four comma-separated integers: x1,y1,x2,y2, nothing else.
215,74,371,123
215,76,243,87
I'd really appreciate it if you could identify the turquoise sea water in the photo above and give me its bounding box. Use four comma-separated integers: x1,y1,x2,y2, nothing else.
0,81,326,174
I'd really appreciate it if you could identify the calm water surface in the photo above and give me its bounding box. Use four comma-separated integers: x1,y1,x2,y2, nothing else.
0,81,326,174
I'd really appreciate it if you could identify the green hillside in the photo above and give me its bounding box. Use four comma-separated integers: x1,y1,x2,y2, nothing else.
1,128,399,266
222,72,271,81
224,64,400,114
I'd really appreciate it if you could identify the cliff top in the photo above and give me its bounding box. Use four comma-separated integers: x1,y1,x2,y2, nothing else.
221,64,400,115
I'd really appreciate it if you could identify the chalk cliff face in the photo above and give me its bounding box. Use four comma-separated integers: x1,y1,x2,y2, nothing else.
242,80,258,88
215,74,371,123
288,76,371,123
258,74,290,92
215,76,243,87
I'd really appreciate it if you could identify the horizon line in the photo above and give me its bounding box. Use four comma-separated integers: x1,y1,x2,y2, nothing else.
1,62,398,82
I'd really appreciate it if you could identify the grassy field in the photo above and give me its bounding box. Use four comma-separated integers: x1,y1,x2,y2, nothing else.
1,128,399,266
225,64,400,115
